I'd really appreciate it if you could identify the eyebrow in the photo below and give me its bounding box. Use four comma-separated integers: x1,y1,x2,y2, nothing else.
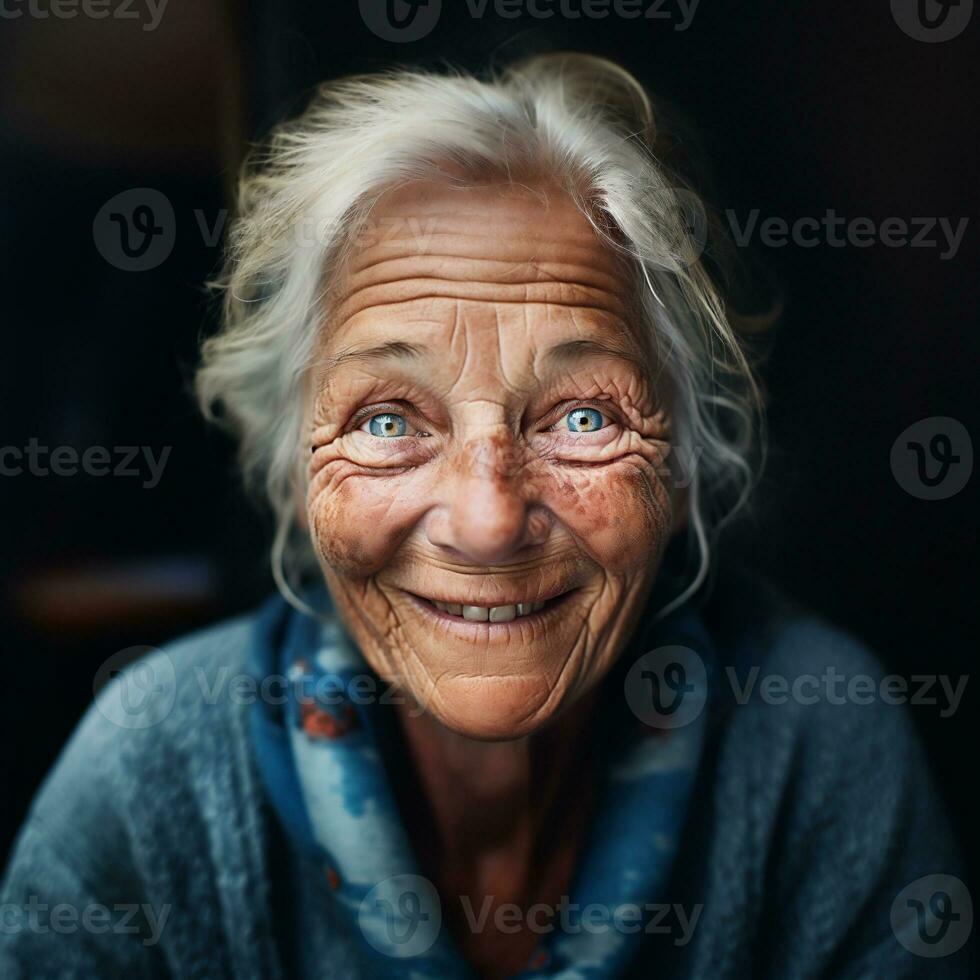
540,338,649,374
321,336,649,377
321,340,429,373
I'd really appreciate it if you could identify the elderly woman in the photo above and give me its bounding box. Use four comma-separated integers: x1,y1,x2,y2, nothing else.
1,55,967,979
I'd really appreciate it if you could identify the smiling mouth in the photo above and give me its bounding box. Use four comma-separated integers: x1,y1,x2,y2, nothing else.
408,589,577,624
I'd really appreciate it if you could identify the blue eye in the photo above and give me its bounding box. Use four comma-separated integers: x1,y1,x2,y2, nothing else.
367,413,407,438
564,407,606,433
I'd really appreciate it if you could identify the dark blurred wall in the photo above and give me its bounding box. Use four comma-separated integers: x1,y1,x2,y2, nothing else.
1,0,977,897
0,0,269,848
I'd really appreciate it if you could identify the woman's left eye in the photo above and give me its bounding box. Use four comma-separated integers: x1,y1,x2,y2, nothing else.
561,407,607,433
366,412,408,438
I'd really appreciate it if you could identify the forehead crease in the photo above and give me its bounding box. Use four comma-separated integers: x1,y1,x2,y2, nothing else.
349,224,620,264
345,251,625,290
327,294,633,355
321,301,643,390
330,179,635,331
332,280,629,326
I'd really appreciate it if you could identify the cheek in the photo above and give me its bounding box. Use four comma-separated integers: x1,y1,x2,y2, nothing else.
308,466,430,576
540,461,672,573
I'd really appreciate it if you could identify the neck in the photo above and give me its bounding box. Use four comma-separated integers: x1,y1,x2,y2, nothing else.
394,690,600,891
392,693,603,978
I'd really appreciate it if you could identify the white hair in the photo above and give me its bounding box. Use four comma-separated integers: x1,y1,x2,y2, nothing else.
196,53,764,616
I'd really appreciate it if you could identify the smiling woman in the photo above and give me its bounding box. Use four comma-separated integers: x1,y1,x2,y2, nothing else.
197,55,760,626
0,53,968,980
300,179,681,741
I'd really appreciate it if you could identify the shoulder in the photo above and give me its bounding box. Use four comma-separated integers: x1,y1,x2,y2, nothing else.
703,562,909,713
1,602,289,974
698,566,963,919
678,566,970,976
7,604,273,892
72,607,260,779
700,565,934,791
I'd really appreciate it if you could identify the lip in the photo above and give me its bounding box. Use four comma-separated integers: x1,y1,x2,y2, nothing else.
405,587,579,633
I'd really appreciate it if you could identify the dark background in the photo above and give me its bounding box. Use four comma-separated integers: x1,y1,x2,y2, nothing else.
1,0,977,917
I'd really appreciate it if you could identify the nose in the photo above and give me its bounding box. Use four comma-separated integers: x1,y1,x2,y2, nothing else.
426,436,550,564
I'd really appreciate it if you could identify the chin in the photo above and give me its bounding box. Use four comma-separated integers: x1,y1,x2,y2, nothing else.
425,674,564,741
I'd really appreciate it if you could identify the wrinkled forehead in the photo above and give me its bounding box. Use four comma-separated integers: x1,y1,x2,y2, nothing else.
314,182,651,398
318,180,647,382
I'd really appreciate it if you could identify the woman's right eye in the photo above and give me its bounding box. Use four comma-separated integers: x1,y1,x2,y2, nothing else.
364,412,408,438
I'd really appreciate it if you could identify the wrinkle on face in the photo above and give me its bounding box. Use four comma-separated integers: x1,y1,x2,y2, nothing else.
304,179,676,738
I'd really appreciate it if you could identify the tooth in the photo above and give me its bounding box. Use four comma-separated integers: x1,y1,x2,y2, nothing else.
489,605,516,623
446,603,462,616
434,601,447,612
516,603,532,616
463,605,489,622
533,600,545,612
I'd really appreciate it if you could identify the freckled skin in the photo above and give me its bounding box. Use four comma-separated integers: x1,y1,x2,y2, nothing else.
304,180,678,740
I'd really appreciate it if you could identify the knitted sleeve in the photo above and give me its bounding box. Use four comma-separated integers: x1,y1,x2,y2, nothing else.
0,701,170,979
747,620,972,979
